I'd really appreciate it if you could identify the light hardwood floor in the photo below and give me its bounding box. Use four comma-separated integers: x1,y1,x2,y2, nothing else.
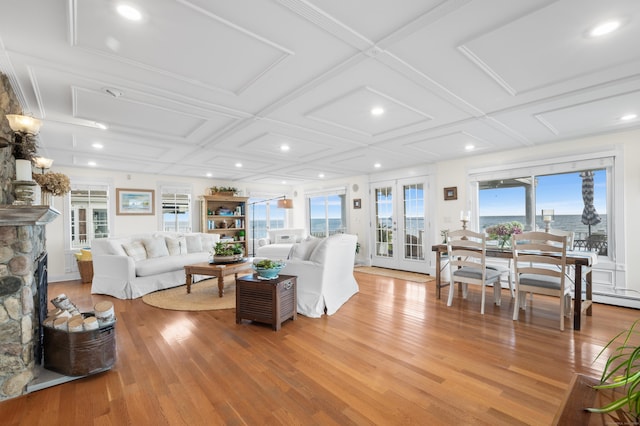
1,272,636,425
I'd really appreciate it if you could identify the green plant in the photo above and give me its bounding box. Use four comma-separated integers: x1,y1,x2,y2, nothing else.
587,319,640,418
238,230,245,237
254,259,284,269
210,186,238,194
213,242,243,256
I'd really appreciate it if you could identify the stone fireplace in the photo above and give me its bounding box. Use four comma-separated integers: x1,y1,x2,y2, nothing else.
0,73,60,400
0,207,58,400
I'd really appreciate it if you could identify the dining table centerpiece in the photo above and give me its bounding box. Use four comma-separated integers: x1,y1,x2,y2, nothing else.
485,221,523,248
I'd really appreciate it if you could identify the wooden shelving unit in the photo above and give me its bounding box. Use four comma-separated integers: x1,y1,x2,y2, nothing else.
201,195,249,254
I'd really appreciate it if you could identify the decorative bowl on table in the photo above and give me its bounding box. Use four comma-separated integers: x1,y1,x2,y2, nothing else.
252,259,285,279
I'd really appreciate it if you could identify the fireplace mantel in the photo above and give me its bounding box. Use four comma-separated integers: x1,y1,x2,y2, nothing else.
0,205,60,226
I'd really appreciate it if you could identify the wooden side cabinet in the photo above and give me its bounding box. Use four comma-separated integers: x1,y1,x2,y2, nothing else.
201,195,249,254
236,274,297,331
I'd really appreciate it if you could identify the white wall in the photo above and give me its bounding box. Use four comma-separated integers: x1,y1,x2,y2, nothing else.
44,128,640,308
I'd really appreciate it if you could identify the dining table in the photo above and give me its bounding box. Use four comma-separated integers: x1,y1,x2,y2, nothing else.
431,244,597,330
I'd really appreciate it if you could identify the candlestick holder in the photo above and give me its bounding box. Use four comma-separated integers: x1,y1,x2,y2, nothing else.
460,219,469,239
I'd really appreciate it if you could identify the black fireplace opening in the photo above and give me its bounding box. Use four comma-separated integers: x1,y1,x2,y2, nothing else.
34,251,48,365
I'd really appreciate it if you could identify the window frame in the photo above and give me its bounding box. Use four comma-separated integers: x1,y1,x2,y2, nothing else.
158,184,193,233
64,180,113,250
468,150,620,263
306,187,347,238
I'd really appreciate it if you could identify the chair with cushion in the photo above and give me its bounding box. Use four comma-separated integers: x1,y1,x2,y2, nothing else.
446,229,502,314
512,231,570,330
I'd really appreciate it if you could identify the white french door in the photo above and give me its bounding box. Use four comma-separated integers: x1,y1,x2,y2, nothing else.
370,178,428,273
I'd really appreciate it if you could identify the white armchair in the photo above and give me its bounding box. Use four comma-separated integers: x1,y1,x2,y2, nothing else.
280,233,359,318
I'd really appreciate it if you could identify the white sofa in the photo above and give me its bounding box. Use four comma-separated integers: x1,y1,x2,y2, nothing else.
280,233,359,318
91,231,220,299
255,228,306,258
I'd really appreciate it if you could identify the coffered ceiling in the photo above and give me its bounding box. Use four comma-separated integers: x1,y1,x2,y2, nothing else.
1,0,639,185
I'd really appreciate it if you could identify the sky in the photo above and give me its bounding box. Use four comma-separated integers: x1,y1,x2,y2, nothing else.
479,170,607,216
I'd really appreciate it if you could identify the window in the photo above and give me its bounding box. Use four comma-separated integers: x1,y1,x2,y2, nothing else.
161,186,192,232
308,189,346,237
474,157,612,257
69,185,109,248
248,195,288,254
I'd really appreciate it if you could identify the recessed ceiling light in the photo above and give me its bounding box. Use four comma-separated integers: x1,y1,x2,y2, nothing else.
92,142,104,149
465,144,475,151
206,172,213,178
235,162,243,168
88,161,97,167
371,107,385,116
589,20,621,37
620,113,637,121
318,173,325,178
374,162,381,168
280,144,290,152
116,4,143,21
281,180,287,184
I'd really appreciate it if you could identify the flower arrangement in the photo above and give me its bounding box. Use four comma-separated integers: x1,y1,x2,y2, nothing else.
33,172,71,196
485,221,523,248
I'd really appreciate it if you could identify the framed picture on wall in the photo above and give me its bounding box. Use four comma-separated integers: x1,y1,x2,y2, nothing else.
444,187,457,201
116,188,155,215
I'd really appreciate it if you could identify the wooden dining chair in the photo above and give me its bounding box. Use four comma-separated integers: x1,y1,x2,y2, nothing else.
446,229,502,314
512,231,570,330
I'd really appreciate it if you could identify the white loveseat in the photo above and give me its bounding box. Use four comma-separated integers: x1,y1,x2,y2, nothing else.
255,228,306,258
279,233,359,318
91,231,220,299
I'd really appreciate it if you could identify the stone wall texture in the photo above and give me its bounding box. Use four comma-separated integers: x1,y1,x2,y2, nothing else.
1,73,22,204
0,73,44,400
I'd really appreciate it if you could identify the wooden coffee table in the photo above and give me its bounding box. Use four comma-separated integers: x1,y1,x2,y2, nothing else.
184,259,252,297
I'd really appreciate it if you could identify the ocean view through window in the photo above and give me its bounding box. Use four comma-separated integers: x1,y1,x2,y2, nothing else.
478,168,609,255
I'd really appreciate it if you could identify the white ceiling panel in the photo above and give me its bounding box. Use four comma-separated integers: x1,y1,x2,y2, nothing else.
0,0,639,183
459,0,640,95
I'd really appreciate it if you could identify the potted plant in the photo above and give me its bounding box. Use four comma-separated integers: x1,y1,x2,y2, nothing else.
237,230,245,241
586,319,640,421
209,186,238,197
212,242,244,263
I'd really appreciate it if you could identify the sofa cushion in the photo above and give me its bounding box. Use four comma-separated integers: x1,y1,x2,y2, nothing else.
165,236,187,255
185,234,203,253
309,237,330,263
122,240,147,261
275,234,296,244
143,237,169,258
107,240,128,256
200,233,216,252
135,252,208,277
291,236,322,260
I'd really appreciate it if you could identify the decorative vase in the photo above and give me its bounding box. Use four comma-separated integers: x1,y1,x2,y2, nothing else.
41,191,52,206
498,237,511,249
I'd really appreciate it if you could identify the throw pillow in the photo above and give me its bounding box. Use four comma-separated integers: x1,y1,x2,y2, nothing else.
200,233,216,252
185,234,203,253
122,240,147,261
309,237,329,263
275,234,295,244
165,236,187,255
291,236,322,260
143,237,169,259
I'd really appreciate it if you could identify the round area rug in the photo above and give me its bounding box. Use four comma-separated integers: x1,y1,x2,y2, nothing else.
142,278,236,311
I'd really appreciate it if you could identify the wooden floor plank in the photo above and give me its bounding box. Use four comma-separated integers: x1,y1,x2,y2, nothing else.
0,272,636,425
